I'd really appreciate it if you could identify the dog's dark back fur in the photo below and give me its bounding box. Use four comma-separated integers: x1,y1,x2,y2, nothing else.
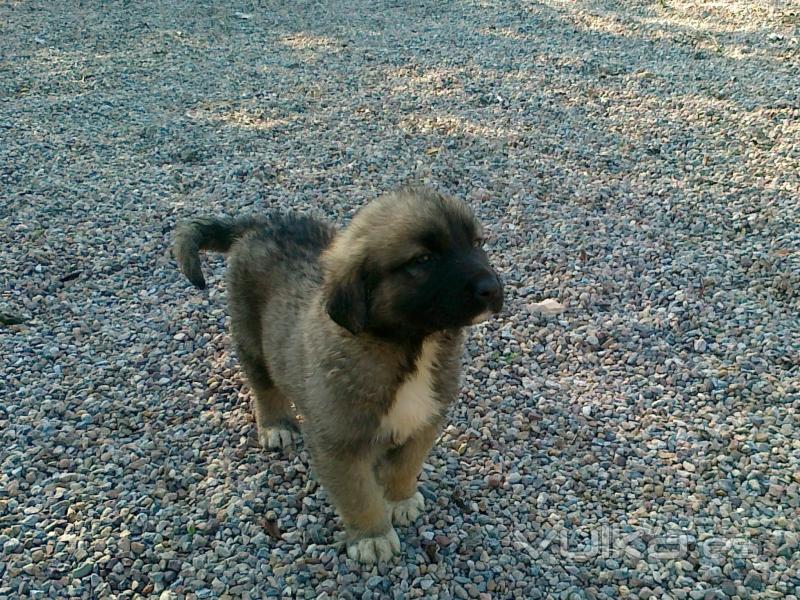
174,214,334,289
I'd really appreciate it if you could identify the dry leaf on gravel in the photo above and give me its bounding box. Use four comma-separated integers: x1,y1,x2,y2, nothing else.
530,298,567,316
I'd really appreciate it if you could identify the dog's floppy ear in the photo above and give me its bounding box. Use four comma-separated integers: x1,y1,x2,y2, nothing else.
325,273,368,334
324,261,369,335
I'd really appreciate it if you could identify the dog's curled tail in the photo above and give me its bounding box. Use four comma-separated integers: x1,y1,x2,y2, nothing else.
174,216,266,289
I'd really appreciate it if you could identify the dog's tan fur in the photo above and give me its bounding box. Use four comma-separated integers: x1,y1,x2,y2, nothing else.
174,186,502,562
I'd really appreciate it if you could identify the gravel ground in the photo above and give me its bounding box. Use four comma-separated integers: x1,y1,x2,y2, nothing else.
2,0,799,598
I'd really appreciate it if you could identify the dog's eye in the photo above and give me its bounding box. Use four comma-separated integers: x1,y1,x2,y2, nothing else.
400,253,436,273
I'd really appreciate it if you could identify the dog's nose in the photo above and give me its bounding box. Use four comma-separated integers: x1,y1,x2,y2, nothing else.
471,274,502,306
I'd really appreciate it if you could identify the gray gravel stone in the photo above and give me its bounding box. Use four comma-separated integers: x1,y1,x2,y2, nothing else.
1,0,798,598
71,562,93,579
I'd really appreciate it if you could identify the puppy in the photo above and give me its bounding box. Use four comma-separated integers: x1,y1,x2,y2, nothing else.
174,186,503,563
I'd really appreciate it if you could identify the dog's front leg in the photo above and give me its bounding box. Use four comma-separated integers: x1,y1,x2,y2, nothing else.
377,421,440,526
314,447,400,563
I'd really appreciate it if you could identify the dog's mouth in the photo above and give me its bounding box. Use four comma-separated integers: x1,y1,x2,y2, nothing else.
470,303,504,324
470,310,494,325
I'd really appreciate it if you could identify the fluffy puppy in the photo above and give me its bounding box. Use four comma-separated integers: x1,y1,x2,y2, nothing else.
174,186,503,563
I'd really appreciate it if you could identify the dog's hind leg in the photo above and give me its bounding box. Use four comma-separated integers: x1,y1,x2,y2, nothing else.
228,282,299,450
237,347,299,449
226,256,299,450
255,389,299,449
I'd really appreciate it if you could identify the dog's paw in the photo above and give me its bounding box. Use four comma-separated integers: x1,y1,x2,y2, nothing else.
258,426,297,450
346,528,401,564
389,491,425,526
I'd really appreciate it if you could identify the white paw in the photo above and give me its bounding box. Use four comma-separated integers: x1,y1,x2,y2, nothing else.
258,426,297,449
346,528,401,564
389,491,425,526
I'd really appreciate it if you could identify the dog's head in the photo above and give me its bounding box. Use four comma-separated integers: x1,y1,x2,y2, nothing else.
322,186,503,338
